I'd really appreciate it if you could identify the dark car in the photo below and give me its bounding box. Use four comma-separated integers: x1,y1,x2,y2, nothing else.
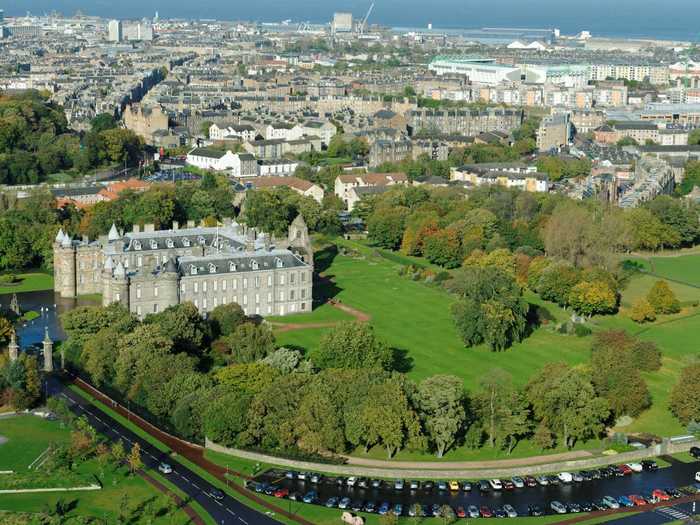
589,469,602,479
494,507,508,518
568,503,581,513
264,485,277,496
524,475,538,487
351,500,364,512
456,506,467,518
302,491,317,504
423,480,434,492
592,500,607,511
289,491,300,501
666,488,682,499
363,501,376,513
690,446,700,459
581,502,594,512
431,504,441,517
336,477,346,486
502,479,515,490
461,481,472,491
641,460,659,471
371,479,382,488
357,477,369,488
325,497,339,508
209,488,225,501
479,480,491,492
480,506,494,518
378,502,390,515
528,505,544,517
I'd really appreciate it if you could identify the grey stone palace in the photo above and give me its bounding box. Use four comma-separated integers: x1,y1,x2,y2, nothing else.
53,216,313,318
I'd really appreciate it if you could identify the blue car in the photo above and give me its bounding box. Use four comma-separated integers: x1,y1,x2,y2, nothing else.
378,502,391,515
302,491,317,504
325,497,338,508
393,503,403,516
618,495,634,508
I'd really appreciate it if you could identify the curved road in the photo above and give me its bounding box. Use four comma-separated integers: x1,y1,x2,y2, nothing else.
48,378,280,525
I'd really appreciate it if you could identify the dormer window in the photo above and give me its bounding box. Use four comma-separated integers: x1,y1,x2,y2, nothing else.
182,238,190,247
166,238,174,248
190,265,198,275
229,261,237,272
150,240,158,250
275,257,284,268
134,241,142,250
209,263,217,274
197,236,206,245
251,260,259,270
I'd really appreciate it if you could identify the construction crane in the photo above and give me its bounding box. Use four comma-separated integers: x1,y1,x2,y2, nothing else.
358,2,374,35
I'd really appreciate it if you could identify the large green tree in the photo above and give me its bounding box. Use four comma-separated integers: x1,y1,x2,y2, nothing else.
414,375,466,457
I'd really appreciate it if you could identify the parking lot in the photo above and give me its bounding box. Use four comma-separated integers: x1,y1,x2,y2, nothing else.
250,457,700,517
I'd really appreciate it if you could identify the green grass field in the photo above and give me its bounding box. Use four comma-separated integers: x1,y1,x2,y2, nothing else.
631,253,700,287
0,414,198,524
0,271,53,295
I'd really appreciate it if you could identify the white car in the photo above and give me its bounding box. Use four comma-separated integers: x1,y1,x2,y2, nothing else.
695,472,700,482
346,477,357,487
503,504,518,517
511,476,525,488
550,501,567,514
489,479,503,490
626,463,643,473
157,462,172,474
557,472,573,483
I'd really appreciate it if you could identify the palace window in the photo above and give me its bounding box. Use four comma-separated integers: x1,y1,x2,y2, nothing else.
275,258,284,268
255,276,260,288
194,282,198,293
134,241,142,250
150,240,158,249
136,287,142,299
251,260,259,270
166,238,174,248
267,275,272,287
154,287,159,297
209,263,217,274
190,265,198,275
182,238,191,247
229,261,237,272
203,281,207,292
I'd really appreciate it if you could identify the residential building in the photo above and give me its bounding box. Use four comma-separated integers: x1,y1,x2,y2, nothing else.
334,173,409,211
248,176,324,203
186,148,240,171
536,113,571,151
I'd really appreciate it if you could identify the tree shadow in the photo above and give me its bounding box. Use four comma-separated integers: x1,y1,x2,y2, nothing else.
391,347,414,373
525,303,553,338
313,274,342,304
314,244,339,274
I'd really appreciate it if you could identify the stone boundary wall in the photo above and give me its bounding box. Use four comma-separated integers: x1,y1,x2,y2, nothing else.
205,438,700,479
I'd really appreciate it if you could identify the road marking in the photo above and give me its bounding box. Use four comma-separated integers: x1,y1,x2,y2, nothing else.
226,509,236,516
238,518,248,525
214,499,223,506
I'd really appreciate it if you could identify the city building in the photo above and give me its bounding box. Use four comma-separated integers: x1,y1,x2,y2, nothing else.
450,163,549,192
53,217,313,318
108,20,123,42
334,173,409,211
186,148,240,171
248,176,324,203
536,113,571,151
332,12,353,33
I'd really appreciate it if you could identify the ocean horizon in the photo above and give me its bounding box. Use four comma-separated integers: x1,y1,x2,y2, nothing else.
6,0,700,43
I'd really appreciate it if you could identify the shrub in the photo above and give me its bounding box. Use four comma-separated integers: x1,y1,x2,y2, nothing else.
647,281,680,315
0,274,18,285
574,324,592,337
630,298,656,324
630,341,662,372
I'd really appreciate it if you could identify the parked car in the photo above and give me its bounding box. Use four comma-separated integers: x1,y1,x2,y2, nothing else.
547,475,560,485
502,479,515,490
325,497,339,508
409,479,420,490
346,477,357,487
558,472,574,483
209,489,225,501
489,479,503,490
578,470,592,481
437,480,448,491
689,446,700,459
618,464,633,476
581,502,594,512
626,463,643,473
641,460,658,471
494,508,508,518
310,473,322,484
274,488,289,498
394,479,404,490
264,485,277,496
423,480,434,492
528,505,543,516
338,497,351,509
357,477,368,488
666,487,682,498
572,472,584,482
592,500,607,511
392,503,403,516
629,494,647,506
449,480,460,491
467,505,480,518
371,479,382,488
618,495,634,508
285,471,296,479
511,476,525,488
254,483,267,493
480,505,494,518
297,472,307,481
603,496,620,509
589,469,602,479
157,462,172,474
363,501,376,513
567,503,581,513
289,492,300,501
536,475,549,486
351,500,363,512
550,501,567,514
431,504,441,517
461,480,472,491
302,491,317,504
335,476,345,485
479,480,491,491
378,502,390,515
504,504,518,517
525,475,538,487
456,506,467,518
696,472,700,482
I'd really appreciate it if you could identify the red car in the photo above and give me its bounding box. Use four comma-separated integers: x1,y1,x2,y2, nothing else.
652,489,671,502
629,495,647,506
501,479,515,490
618,464,633,475
480,506,494,518
524,475,538,487
273,487,289,498
456,506,466,518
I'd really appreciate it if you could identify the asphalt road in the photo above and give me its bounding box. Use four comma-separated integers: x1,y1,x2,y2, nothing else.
48,378,280,525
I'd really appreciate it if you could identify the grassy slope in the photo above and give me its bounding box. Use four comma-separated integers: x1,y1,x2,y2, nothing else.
0,414,196,524
0,272,53,295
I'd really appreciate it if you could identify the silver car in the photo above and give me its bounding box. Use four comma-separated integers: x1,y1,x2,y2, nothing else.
504,504,518,517
551,501,567,514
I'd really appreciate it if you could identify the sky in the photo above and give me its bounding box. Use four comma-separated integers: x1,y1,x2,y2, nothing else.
7,0,700,41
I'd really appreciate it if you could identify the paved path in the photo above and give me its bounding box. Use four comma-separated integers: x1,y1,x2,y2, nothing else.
554,498,700,525
140,470,205,525
57,375,314,525
269,299,371,333
343,450,594,469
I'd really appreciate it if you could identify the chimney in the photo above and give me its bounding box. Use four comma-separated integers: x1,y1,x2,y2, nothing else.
82,235,89,244
144,223,155,233
187,220,195,228
133,224,140,233
172,221,179,231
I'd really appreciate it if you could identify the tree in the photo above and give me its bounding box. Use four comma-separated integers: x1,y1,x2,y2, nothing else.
669,364,700,424
145,302,208,356
203,391,253,447
90,113,118,134
127,442,143,475
222,322,275,364
535,261,580,307
626,208,680,251
215,363,280,395
568,280,617,317
111,440,126,465
630,298,656,323
209,302,246,338
423,227,463,268
367,206,409,250
450,267,528,351
647,280,680,315
312,322,392,370
414,375,466,457
440,505,456,524
261,347,303,374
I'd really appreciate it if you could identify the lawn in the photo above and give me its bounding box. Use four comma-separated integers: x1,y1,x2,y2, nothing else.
0,414,198,524
630,253,700,287
0,271,53,295
0,414,70,473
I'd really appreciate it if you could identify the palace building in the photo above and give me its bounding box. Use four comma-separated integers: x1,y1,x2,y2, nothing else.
53,216,313,319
